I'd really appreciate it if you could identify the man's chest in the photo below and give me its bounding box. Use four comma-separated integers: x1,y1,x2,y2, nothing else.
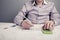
27,5,53,16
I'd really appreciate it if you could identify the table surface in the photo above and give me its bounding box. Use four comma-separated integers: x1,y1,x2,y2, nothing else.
0,22,60,40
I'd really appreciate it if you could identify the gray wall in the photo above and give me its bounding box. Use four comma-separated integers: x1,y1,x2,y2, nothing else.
0,0,26,22
0,0,60,22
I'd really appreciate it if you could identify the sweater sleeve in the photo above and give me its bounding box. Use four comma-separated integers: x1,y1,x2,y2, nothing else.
51,3,60,26
14,4,27,26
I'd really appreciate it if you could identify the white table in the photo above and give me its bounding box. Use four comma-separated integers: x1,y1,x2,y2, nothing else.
0,22,60,40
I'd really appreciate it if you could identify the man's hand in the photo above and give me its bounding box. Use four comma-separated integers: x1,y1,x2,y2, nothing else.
42,21,55,30
21,20,33,29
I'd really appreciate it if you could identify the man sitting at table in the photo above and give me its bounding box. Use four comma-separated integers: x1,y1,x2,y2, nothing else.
14,0,60,30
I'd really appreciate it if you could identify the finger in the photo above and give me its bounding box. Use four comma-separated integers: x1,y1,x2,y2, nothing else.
22,21,30,28
46,23,50,29
44,23,47,30
42,25,45,30
25,21,31,25
48,23,51,30
25,20,33,26
22,24,30,29
49,24,54,30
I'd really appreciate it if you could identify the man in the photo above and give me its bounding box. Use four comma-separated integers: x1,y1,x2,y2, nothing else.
14,0,60,30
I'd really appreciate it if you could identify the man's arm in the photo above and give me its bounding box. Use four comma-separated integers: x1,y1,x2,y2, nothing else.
14,4,27,26
51,3,60,26
42,3,60,30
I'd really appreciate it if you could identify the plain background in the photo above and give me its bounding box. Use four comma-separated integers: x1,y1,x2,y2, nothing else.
0,0,60,22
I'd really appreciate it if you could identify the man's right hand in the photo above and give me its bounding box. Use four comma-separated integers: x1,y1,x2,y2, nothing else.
21,20,33,29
